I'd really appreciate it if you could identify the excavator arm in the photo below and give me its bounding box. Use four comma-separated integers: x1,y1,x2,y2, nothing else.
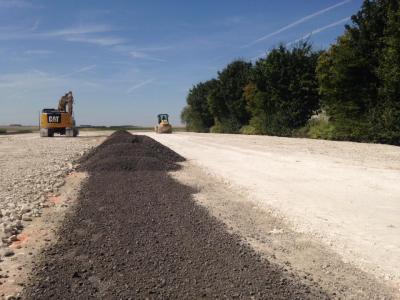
58,95,67,112
67,92,73,115
57,92,74,115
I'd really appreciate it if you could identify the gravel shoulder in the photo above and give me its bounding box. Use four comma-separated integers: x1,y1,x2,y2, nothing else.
144,132,400,292
0,132,108,298
0,171,87,299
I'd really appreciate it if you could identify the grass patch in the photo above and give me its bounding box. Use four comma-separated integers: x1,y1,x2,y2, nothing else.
240,125,258,135
293,118,335,140
0,126,37,135
79,126,151,131
79,126,187,132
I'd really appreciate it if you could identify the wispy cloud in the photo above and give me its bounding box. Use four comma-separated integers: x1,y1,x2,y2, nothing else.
250,16,351,61
285,16,351,47
0,68,100,103
133,46,173,52
44,24,127,47
0,23,125,47
130,51,166,62
126,79,155,94
251,51,270,61
0,65,97,89
25,49,53,55
0,22,38,40
243,0,353,47
42,24,112,38
59,64,97,77
111,44,171,61
65,36,125,46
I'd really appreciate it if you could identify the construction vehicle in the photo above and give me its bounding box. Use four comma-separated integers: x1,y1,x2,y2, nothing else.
40,91,79,137
155,113,172,134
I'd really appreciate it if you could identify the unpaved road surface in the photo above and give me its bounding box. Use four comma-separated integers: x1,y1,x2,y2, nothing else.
23,132,328,299
145,132,400,286
1,131,399,298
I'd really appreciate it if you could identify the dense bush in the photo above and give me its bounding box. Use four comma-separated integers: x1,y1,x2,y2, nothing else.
240,125,258,135
208,60,253,133
293,116,335,140
246,42,320,136
181,80,218,132
317,0,400,144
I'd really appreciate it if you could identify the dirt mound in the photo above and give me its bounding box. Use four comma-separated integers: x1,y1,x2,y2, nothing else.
78,131,184,172
101,130,141,145
23,131,329,299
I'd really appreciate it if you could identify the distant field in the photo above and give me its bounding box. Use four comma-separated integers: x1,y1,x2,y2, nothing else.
79,126,152,131
79,126,186,132
0,126,38,135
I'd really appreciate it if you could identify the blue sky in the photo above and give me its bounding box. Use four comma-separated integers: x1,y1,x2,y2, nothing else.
0,0,363,126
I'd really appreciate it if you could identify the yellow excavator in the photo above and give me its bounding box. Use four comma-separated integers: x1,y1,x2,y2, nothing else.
155,113,172,133
39,91,79,137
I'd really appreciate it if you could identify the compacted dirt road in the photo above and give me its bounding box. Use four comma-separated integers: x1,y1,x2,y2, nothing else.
22,132,328,299
146,132,400,287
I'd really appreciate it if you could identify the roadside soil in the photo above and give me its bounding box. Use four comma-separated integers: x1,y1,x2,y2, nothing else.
145,132,400,290
22,132,329,299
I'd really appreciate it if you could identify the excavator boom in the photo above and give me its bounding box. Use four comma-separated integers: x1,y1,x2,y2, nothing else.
57,92,74,115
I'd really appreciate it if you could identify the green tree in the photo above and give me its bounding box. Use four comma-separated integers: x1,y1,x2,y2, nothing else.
317,0,400,144
374,0,400,144
247,42,320,136
317,33,373,140
181,80,218,132
208,60,252,133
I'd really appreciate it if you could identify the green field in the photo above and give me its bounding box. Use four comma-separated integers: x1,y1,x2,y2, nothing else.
79,125,186,132
0,126,38,135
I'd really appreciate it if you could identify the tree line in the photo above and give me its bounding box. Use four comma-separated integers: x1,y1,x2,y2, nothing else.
181,0,400,145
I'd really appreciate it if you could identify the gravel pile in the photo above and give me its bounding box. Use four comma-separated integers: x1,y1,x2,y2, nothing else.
78,131,184,172
0,134,101,254
23,131,329,299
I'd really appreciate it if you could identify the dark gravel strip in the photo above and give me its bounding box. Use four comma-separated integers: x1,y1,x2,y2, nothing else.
23,131,329,299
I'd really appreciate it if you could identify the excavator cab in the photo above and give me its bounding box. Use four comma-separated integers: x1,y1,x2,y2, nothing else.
158,114,169,124
155,114,172,134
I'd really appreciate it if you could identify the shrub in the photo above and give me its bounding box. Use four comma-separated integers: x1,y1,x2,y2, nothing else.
307,119,335,139
240,125,258,135
294,118,335,140
210,122,223,133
